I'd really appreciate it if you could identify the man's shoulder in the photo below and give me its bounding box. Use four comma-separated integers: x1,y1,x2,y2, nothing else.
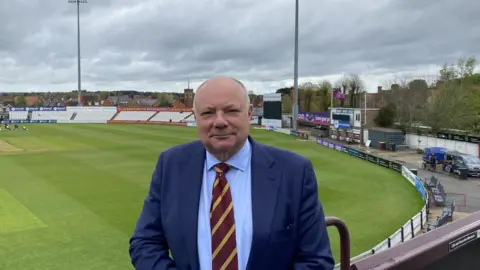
256,141,310,167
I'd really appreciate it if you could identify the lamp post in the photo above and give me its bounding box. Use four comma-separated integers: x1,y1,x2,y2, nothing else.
292,0,299,130
68,0,87,106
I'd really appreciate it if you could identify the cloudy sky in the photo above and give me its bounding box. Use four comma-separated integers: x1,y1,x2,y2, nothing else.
1,0,479,94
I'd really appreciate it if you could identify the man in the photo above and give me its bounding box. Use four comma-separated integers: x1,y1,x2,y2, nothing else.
129,76,334,270
429,153,437,171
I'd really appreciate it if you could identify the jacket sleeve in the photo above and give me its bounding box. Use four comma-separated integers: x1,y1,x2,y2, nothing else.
129,153,177,270
293,160,335,270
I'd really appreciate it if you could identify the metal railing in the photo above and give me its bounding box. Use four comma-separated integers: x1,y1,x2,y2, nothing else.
326,216,351,270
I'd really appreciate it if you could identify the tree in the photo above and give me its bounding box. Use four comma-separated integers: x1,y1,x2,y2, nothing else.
156,93,174,107
439,63,457,82
299,82,317,112
334,74,365,108
282,94,293,113
15,95,26,106
34,99,44,107
439,56,477,82
98,91,110,100
248,93,257,105
407,79,429,121
347,74,365,108
375,103,396,127
431,56,480,132
316,80,332,111
457,56,477,78
389,85,410,129
336,75,349,95
334,76,349,107
275,87,293,96
385,78,427,130
423,81,478,132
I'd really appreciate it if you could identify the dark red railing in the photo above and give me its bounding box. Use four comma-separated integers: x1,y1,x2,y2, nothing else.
325,216,351,270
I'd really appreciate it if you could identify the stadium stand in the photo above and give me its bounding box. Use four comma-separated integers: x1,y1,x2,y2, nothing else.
9,110,28,120
114,111,156,121
107,107,195,126
31,111,72,122
70,110,117,123
149,111,194,123
4,106,118,124
3,106,195,125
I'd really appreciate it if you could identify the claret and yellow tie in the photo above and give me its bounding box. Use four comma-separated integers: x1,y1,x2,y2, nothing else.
209,163,238,270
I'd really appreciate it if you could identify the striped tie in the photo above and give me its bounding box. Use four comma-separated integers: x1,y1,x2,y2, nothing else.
210,163,238,270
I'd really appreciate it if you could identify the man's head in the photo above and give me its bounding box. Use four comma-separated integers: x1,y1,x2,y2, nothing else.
193,76,252,161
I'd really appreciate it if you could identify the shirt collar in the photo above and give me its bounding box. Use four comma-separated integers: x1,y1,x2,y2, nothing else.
206,140,251,172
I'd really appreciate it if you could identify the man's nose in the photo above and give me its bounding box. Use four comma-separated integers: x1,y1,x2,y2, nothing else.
213,111,228,128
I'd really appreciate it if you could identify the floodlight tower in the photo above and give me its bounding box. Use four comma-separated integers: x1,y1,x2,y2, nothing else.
292,0,299,130
68,0,87,106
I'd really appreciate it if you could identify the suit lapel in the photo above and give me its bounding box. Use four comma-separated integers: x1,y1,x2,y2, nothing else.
247,138,281,269
178,141,205,270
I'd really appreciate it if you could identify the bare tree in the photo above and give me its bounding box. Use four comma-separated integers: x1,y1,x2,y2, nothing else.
334,76,349,107
316,80,332,111
389,85,410,129
347,74,365,108
408,79,429,122
382,77,428,130
334,75,349,94
334,75,364,107
295,81,335,112
299,82,317,111
381,76,409,91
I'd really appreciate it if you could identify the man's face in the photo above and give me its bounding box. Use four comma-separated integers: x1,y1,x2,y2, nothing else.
193,79,252,157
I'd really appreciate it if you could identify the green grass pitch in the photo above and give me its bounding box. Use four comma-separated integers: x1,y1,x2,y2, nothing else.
0,124,423,269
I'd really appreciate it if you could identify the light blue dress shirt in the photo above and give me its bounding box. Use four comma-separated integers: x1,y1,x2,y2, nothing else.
197,140,253,270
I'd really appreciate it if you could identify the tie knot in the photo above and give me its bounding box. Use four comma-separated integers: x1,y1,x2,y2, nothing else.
214,163,231,174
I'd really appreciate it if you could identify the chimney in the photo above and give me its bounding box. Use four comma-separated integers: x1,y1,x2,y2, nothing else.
377,86,382,93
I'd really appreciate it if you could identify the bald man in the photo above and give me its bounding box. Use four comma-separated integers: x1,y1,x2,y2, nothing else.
129,77,334,270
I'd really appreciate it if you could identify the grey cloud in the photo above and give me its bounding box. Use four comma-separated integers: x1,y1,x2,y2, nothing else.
0,0,479,93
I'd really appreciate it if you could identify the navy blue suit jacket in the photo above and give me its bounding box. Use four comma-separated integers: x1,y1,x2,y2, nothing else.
129,137,334,270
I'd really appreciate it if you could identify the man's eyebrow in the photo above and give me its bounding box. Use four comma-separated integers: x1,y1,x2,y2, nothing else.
199,102,242,110
201,106,214,111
